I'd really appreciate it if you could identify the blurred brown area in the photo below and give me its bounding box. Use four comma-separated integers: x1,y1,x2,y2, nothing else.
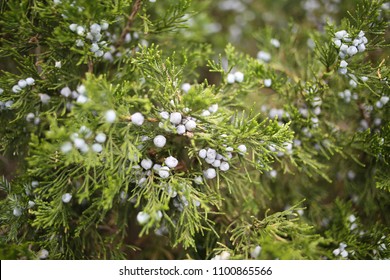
0,155,18,180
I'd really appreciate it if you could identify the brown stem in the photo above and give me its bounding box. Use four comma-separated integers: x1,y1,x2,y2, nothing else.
88,60,94,73
117,0,143,47
29,35,43,75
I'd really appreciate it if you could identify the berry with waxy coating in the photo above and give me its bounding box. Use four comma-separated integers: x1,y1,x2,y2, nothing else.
158,166,170,178
92,143,103,153
141,158,153,170
165,156,178,168
206,148,216,159
61,87,71,97
62,193,72,203
185,120,196,131
237,144,247,154
105,110,116,123
137,212,150,225
95,132,107,143
26,113,35,122
227,73,235,84
176,124,186,135
194,176,203,184
208,104,218,113
77,95,88,103
26,77,35,85
181,83,191,93
212,159,221,167
204,168,216,179
199,149,207,158
13,207,22,217
234,71,244,83
153,135,166,148
250,246,262,259
18,80,27,88
12,85,22,93
61,142,73,153
69,23,78,31
38,249,49,260
220,161,230,171
131,112,144,126
160,111,169,119
170,112,182,124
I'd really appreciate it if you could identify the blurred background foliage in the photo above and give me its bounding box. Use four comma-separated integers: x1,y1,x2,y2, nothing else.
1,0,389,259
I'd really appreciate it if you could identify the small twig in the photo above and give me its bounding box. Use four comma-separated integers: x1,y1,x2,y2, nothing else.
117,0,143,47
377,58,385,80
29,34,43,75
88,60,94,73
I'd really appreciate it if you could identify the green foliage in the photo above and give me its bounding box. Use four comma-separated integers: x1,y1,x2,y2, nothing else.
224,202,328,260
0,0,389,260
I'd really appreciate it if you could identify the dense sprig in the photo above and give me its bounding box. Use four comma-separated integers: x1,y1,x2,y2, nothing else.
0,0,389,260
